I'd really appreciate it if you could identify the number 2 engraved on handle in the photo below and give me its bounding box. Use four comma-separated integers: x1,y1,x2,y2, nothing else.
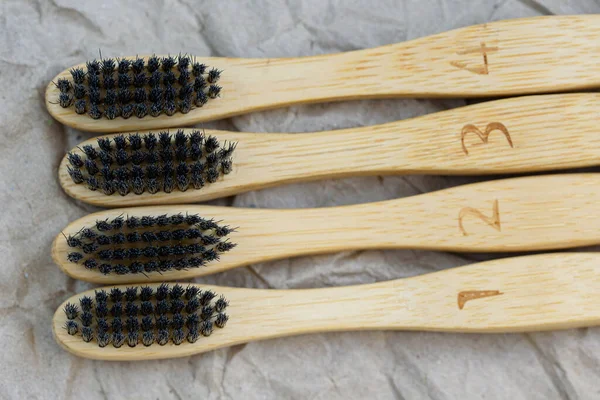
461,122,513,155
458,199,500,236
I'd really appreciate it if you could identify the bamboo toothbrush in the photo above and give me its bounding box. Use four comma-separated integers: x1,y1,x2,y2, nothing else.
53,252,600,361
54,173,600,284
46,15,600,133
59,92,600,207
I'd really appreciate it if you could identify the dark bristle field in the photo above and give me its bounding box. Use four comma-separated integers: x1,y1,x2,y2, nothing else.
63,212,236,276
62,284,228,348
55,55,222,119
65,131,236,197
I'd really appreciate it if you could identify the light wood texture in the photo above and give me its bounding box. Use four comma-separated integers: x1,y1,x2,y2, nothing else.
46,15,600,132
54,173,600,283
59,93,600,207
53,252,600,360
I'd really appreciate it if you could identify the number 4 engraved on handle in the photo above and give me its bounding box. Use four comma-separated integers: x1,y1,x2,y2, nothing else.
458,199,501,236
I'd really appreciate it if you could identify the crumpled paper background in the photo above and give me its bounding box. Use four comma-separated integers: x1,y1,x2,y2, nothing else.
2,0,600,398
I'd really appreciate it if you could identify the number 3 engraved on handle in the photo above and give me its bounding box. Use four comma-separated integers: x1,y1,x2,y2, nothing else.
461,122,513,155
458,199,501,236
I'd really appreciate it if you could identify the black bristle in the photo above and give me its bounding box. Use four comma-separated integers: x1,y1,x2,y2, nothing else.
186,313,200,328
155,299,169,315
64,303,79,320
132,58,145,73
96,318,109,332
65,235,82,248
104,105,119,120
221,159,233,174
206,152,219,166
65,320,79,335
157,246,172,257
97,331,110,348
161,56,176,71
115,179,130,196
199,290,216,305
70,68,85,84
126,232,141,243
122,104,134,118
101,58,116,75
163,174,175,193
163,71,176,86
141,301,154,316
193,76,206,92
118,87,132,104
81,228,97,240
171,299,185,314
141,315,153,331
142,331,155,347
171,314,184,329
207,68,221,83
88,86,101,104
149,70,162,87
126,316,139,332
86,60,101,75
187,326,200,343
67,252,83,263
73,84,86,99
99,264,113,274
141,231,158,243
81,327,94,342
141,215,156,227
200,305,214,321
80,311,93,327
125,287,138,302
200,320,213,336
111,233,125,244
156,315,169,331
156,231,171,241
112,332,125,348
206,167,219,183
208,84,221,98
111,303,122,318
135,103,148,118
169,214,185,225
195,91,208,107
150,101,162,117
164,100,176,116
217,241,237,253
67,152,84,168
214,296,229,312
149,86,162,103
164,84,176,101
109,288,123,302
177,55,190,71
79,296,93,312
143,246,158,258
114,264,129,274
215,313,228,328
133,73,146,88
84,159,98,175
96,235,110,245
156,283,169,301
172,328,185,345
83,259,98,270
185,298,201,314
215,225,233,236
67,167,84,184
113,248,127,260
130,151,145,165
147,55,160,73
129,262,144,275
98,249,112,260
118,73,132,89
115,149,129,165
126,216,140,229
178,70,190,86
111,216,125,230
113,134,127,150
99,151,113,166
103,75,116,90
179,98,192,114
95,219,111,232
204,136,219,153
74,100,87,114
192,62,206,76
87,73,100,89
89,103,102,120
127,331,138,347
118,59,131,74
144,261,159,273
157,329,169,346
96,303,109,319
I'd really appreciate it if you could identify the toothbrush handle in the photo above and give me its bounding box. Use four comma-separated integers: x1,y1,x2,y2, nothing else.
53,253,600,360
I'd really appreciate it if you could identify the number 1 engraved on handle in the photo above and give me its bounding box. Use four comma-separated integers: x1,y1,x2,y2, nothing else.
461,122,513,155
458,199,501,236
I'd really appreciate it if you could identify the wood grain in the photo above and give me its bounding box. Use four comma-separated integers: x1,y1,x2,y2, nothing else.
53,173,600,284
46,15,600,132
59,93,600,207
52,252,600,360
